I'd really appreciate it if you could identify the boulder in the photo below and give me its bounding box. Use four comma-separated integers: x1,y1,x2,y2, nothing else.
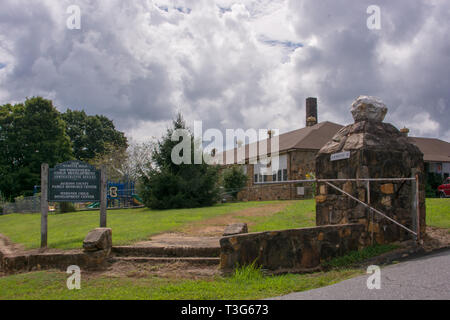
351,96,388,123
223,223,248,237
83,228,112,252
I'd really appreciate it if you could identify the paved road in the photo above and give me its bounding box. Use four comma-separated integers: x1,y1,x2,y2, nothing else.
271,249,450,300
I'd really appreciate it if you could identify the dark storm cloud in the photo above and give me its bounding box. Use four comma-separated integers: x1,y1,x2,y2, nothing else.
0,0,448,142
287,0,450,139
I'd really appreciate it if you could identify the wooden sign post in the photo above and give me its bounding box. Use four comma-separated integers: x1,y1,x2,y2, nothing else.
100,166,107,228
41,163,49,248
42,161,106,248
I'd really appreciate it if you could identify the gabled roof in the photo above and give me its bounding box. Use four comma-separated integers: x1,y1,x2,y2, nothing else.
219,121,344,164
408,137,450,163
218,121,450,165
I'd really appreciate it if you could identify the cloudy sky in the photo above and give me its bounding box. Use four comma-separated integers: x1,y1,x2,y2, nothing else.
0,0,449,148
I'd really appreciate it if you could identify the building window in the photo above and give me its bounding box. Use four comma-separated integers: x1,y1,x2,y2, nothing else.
254,154,288,183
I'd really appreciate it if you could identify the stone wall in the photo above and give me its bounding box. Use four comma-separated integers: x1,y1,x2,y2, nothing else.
0,229,112,274
1,250,109,273
238,183,293,201
220,224,367,273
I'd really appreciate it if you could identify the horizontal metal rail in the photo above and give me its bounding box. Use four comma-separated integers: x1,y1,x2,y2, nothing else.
254,177,415,185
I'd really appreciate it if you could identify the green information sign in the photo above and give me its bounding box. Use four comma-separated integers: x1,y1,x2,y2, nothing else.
48,161,100,202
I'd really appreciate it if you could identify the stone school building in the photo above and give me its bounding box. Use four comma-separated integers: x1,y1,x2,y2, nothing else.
220,98,450,201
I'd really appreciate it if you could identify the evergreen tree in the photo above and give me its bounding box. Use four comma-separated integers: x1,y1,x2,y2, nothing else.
140,114,220,209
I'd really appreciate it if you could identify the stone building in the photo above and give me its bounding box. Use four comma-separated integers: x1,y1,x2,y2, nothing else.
220,98,342,201
408,137,450,179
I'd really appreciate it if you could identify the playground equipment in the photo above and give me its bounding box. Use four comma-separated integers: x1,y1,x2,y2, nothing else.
106,180,144,208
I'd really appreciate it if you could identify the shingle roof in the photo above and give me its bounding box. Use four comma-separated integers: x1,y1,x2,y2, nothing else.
218,122,450,164
408,137,450,163
219,121,344,163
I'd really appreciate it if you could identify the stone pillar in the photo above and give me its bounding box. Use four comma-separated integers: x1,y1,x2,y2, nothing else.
315,96,426,244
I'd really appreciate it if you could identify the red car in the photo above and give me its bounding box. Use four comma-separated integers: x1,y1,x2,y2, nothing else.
438,177,450,198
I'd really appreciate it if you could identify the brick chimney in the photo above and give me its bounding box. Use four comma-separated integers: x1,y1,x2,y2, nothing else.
306,97,318,127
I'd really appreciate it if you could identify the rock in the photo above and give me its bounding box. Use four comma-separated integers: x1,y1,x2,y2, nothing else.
343,181,353,194
315,195,327,203
344,133,364,149
83,228,112,252
351,96,388,123
381,183,394,194
223,223,248,237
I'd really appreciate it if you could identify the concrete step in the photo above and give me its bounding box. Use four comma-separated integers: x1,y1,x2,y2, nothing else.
112,246,220,258
110,256,220,266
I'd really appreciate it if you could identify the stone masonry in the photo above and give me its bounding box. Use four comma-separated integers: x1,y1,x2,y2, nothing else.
220,224,367,272
316,96,426,244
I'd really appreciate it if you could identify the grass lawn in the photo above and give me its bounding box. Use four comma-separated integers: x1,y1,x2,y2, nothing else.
0,198,448,250
249,199,315,232
0,267,362,300
2,199,444,300
426,198,450,229
0,201,279,250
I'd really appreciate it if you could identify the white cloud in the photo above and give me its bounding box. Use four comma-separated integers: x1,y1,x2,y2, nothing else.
407,112,440,137
0,0,448,144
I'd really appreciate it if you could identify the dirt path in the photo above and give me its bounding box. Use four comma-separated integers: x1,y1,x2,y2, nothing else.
0,234,26,256
179,201,294,237
134,201,293,247
96,261,221,280
423,226,450,251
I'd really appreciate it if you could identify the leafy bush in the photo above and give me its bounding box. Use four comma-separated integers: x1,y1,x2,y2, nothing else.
323,244,399,269
222,166,248,200
426,172,444,198
59,202,76,214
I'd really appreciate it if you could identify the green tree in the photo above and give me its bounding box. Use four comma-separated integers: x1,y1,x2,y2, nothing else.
140,114,220,209
425,172,443,198
222,166,248,200
62,109,128,161
0,97,73,199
